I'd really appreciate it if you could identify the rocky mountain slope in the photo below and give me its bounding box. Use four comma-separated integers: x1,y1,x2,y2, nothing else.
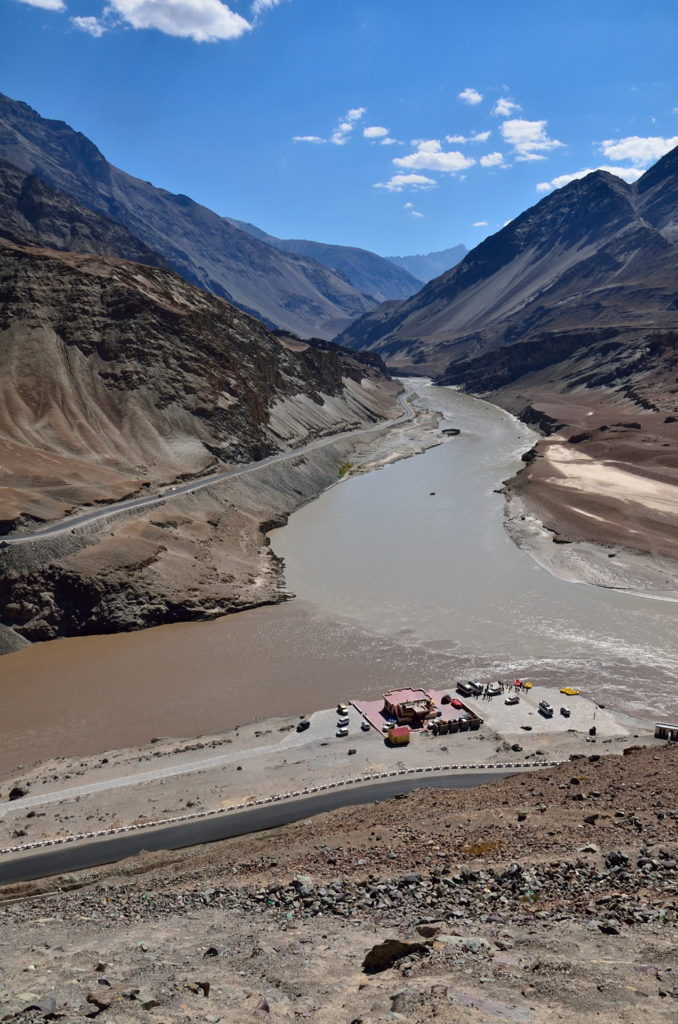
386,242,467,283
0,158,167,269
1,745,675,1023
226,217,422,302
338,150,678,379
0,94,378,339
0,229,402,650
338,149,678,573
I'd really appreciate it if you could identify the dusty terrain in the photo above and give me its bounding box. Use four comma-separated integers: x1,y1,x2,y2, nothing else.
497,384,678,597
0,745,675,1023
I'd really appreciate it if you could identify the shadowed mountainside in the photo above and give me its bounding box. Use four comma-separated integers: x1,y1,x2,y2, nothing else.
337,149,678,386
226,217,422,303
0,94,378,339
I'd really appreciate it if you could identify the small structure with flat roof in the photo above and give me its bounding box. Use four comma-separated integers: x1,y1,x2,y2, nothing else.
388,725,411,745
384,688,436,725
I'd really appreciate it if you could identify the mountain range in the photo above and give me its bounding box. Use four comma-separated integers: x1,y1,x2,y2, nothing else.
0,93,379,339
337,148,678,394
225,218,423,302
0,93,466,340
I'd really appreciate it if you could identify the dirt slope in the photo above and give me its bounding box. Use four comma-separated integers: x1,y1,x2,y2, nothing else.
1,745,675,1023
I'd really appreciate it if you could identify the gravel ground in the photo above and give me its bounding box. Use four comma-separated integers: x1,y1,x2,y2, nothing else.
0,745,675,1023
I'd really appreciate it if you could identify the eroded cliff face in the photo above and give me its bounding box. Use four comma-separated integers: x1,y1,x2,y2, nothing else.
0,236,401,651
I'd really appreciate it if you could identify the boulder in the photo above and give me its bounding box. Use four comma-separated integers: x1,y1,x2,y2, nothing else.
362,939,430,974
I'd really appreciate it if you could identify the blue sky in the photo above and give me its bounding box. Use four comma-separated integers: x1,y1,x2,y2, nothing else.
2,0,678,256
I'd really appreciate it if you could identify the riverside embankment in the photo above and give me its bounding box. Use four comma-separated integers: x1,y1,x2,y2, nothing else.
0,381,676,779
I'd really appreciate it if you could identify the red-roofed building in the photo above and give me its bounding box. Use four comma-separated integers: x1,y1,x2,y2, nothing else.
384,688,436,725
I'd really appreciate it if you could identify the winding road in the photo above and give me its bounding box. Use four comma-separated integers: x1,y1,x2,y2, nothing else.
0,769,511,886
1,393,414,545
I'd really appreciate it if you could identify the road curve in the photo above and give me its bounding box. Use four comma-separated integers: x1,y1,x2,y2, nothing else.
2,394,414,545
0,770,509,886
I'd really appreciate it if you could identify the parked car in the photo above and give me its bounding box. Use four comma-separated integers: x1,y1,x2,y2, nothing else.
336,727,349,737
296,719,310,732
361,721,370,731
487,682,502,697
539,700,554,718
337,717,349,727
505,694,520,705
560,705,571,718
450,697,464,709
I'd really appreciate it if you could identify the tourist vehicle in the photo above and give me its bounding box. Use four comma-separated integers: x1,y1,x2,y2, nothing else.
361,721,370,731
337,716,349,727
337,703,349,714
457,680,481,697
450,697,464,709
505,693,520,705
336,726,349,737
296,719,310,732
538,700,554,718
487,682,502,697
560,706,571,718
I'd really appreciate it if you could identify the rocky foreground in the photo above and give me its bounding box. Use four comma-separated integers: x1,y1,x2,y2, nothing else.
1,745,675,1022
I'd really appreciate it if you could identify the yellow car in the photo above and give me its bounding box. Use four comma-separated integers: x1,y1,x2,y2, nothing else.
560,687,580,696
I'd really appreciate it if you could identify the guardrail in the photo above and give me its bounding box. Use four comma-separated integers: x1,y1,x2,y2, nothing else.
0,759,563,858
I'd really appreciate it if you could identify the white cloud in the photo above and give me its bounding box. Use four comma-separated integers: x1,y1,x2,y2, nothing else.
251,0,284,14
501,118,563,160
458,87,483,106
600,135,678,167
394,139,475,173
379,136,400,145
363,125,388,139
375,173,437,192
445,130,491,144
16,0,65,9
473,220,488,227
292,135,325,143
72,14,107,33
107,0,251,41
479,151,506,167
330,107,366,145
492,97,521,117
535,165,645,192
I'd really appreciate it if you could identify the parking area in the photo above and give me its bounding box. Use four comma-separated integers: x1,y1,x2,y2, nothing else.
351,683,628,745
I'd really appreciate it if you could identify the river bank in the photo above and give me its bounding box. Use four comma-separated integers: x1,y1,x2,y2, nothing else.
492,385,678,601
0,681,658,853
0,391,444,656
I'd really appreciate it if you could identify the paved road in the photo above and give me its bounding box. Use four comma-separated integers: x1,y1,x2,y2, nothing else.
0,709,346,817
0,770,510,886
1,395,413,545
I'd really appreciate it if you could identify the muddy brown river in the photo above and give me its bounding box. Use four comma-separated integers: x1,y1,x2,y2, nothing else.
1,383,676,776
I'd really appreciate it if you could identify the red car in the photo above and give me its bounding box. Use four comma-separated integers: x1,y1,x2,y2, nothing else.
450,697,464,709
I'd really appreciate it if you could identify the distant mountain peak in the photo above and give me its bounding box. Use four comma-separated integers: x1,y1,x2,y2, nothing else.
385,245,467,284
